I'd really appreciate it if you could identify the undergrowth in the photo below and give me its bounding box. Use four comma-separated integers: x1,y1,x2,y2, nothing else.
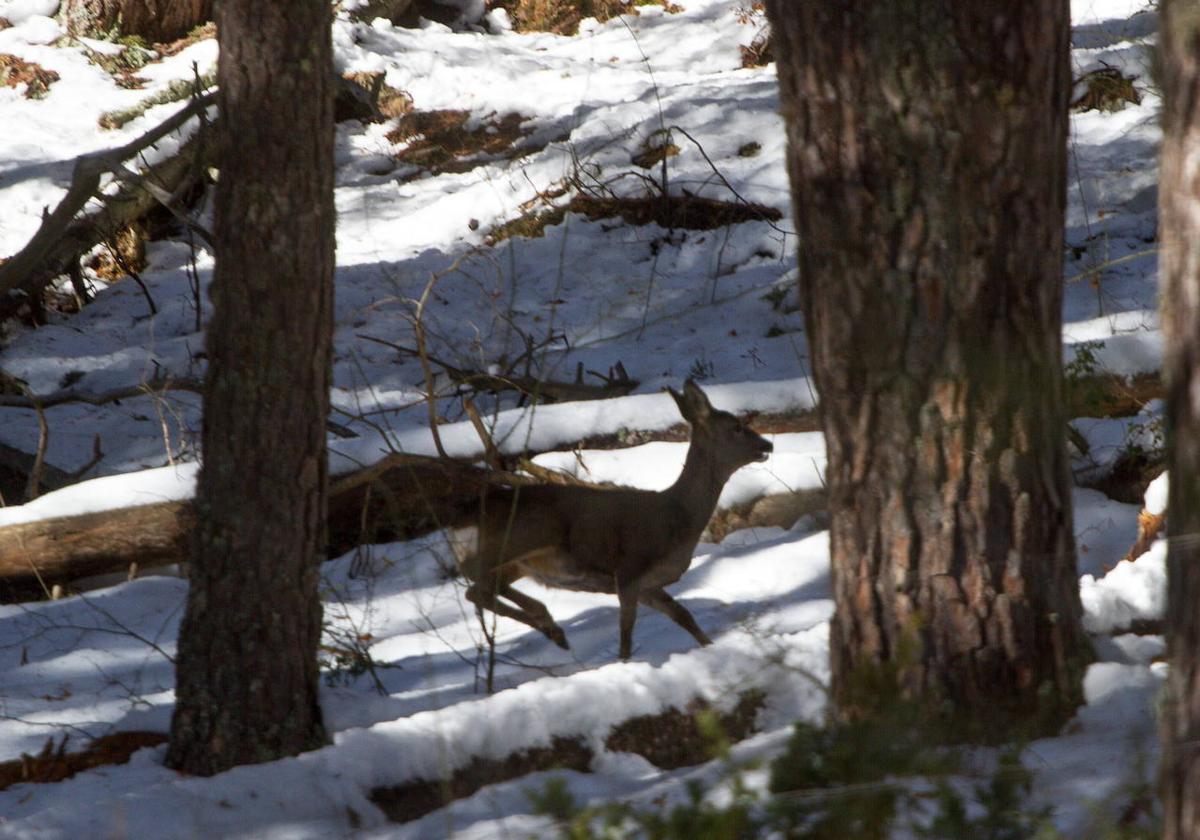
492,0,680,35
387,109,534,176
98,70,216,129
529,707,1068,840
0,54,59,99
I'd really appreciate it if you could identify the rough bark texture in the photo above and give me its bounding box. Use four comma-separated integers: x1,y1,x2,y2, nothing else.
165,0,334,775
765,0,1090,730
60,0,212,42
1159,3,1200,836
0,501,191,600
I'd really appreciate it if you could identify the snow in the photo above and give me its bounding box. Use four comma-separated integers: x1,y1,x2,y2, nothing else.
1145,470,1168,515
0,1,58,27
1080,538,1166,634
0,463,196,527
0,0,1173,836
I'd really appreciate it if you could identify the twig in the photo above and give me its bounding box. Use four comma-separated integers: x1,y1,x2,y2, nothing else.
0,375,204,409
465,398,503,470
25,395,47,502
412,275,448,459
358,333,637,403
97,227,157,316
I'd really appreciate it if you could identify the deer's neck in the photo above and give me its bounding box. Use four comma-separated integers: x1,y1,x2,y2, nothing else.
666,438,731,534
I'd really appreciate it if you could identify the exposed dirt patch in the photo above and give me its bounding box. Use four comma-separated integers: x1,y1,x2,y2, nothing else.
368,736,593,823
491,0,679,35
487,206,568,244
0,54,59,99
488,191,782,244
740,27,772,67
82,39,155,89
1065,371,1164,503
1085,450,1165,506
605,689,766,769
566,192,782,229
631,133,679,169
369,689,767,823
154,22,216,57
87,222,149,283
341,71,413,122
387,109,536,179
734,2,771,68
1072,66,1141,113
80,24,213,90
1065,371,1161,419
706,488,827,542
0,732,167,792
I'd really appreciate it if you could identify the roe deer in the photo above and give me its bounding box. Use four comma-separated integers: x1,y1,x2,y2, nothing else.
458,379,773,660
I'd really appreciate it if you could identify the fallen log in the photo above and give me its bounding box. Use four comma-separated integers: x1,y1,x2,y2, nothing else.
368,690,765,824
0,453,538,601
0,94,215,318
0,501,191,601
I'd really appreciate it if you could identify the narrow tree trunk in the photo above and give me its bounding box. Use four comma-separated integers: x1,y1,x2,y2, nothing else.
765,1,1090,730
60,0,212,42
165,0,334,775
1158,3,1200,835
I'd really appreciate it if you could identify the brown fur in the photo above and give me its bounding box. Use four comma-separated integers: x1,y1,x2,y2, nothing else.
460,380,773,659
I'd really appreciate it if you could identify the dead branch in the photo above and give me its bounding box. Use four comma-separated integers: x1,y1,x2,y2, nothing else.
411,276,448,458
464,398,502,470
0,376,204,410
358,333,638,403
514,456,601,487
0,93,216,315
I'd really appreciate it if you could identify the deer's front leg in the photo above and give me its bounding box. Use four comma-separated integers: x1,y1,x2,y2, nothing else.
617,582,640,660
640,588,712,647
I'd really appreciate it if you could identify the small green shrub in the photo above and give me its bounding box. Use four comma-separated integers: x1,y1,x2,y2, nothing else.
530,711,1068,840
913,748,1056,840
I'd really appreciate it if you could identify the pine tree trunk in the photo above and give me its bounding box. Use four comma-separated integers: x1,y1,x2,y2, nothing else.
1159,2,1200,835
60,0,212,42
165,0,334,775
764,0,1090,730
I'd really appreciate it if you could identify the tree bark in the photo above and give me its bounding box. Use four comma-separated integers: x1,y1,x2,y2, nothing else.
60,0,212,42
764,0,1090,731
165,0,335,775
1158,2,1200,836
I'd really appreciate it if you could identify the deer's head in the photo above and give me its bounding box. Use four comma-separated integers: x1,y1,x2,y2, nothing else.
668,379,773,473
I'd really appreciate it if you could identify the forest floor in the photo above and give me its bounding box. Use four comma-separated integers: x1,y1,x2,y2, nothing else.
0,0,1168,836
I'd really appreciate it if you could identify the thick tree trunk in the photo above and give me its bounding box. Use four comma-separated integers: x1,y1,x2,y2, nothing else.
60,0,212,42
165,0,335,775
1158,3,1200,836
765,1,1090,730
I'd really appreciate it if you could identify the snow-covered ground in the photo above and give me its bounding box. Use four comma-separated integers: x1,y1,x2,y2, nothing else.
0,0,1169,836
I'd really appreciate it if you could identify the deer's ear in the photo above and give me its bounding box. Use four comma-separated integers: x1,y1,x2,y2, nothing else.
667,386,686,416
680,379,713,420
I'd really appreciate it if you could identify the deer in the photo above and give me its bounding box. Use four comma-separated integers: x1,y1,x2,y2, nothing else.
456,379,773,660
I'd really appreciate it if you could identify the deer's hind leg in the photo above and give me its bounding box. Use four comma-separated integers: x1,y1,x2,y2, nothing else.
640,588,712,647
465,563,569,650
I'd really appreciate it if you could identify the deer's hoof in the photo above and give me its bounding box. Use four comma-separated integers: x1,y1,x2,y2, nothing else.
549,627,570,649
